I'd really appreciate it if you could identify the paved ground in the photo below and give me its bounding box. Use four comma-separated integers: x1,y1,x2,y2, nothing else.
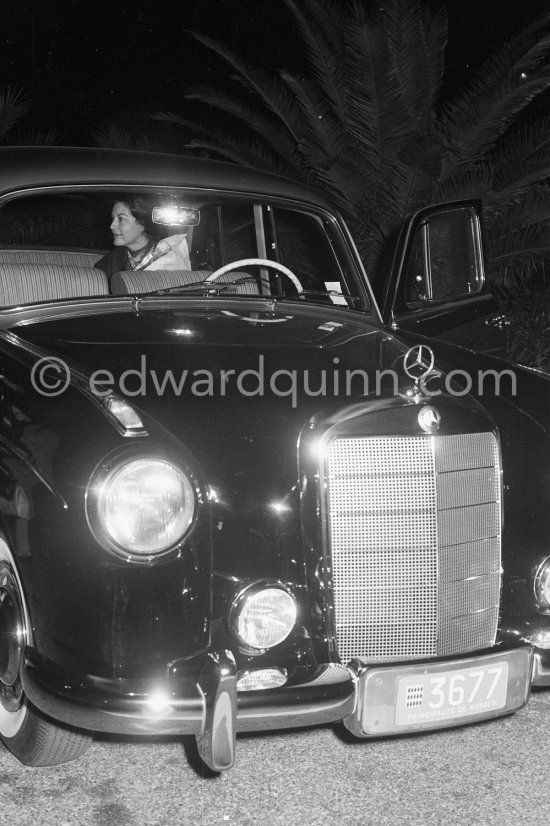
1,690,549,826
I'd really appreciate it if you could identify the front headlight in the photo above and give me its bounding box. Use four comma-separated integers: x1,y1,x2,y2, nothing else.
231,585,297,650
534,556,550,609
87,457,196,560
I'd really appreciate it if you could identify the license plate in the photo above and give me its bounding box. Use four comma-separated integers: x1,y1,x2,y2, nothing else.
395,661,508,726
343,647,532,738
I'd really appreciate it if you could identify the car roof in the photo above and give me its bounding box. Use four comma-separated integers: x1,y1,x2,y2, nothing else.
0,146,334,210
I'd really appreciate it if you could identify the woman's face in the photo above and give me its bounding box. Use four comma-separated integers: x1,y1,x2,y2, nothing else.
110,202,148,250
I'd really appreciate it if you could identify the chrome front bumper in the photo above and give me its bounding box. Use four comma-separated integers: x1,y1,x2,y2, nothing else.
21,648,355,770
21,644,533,771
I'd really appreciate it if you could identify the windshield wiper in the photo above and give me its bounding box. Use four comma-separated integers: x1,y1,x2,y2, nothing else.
129,282,361,306
139,275,259,297
279,290,361,307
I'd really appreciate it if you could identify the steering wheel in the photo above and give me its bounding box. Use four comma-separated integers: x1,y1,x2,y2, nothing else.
204,258,304,294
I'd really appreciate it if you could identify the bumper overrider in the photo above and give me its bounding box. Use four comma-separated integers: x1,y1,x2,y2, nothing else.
21,644,533,772
532,650,550,686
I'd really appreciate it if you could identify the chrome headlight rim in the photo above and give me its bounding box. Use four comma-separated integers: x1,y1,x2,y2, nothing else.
86,447,201,564
229,581,298,652
534,556,550,611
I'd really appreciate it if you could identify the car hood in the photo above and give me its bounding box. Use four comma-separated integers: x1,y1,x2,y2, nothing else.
12,300,420,566
13,299,412,415
15,298,383,350
13,296,423,611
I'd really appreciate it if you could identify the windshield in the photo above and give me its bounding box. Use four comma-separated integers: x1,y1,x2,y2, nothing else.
0,188,369,311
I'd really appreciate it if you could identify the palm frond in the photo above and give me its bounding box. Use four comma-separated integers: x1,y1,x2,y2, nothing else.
505,13,550,74
92,124,138,150
159,96,302,171
190,33,307,144
344,8,418,164
492,118,550,188
379,0,447,119
440,75,550,171
0,86,32,141
279,71,348,161
281,0,347,118
484,166,550,208
187,84,303,163
2,125,62,146
185,134,304,181
483,186,550,288
439,13,550,161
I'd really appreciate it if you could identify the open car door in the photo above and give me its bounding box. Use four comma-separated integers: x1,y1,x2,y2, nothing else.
378,201,508,357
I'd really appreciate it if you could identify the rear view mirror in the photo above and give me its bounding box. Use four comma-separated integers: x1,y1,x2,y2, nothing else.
152,206,200,226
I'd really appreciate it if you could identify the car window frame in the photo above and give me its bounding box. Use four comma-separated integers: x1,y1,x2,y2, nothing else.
0,184,374,314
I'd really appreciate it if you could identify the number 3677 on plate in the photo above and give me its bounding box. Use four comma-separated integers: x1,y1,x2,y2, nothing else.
396,662,508,725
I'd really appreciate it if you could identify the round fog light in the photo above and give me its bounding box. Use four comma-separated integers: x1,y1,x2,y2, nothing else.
534,557,550,609
233,587,297,650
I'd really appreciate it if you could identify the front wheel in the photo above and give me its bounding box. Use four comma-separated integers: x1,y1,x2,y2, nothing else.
0,537,92,765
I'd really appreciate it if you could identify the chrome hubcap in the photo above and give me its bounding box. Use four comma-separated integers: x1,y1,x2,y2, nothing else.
0,563,25,712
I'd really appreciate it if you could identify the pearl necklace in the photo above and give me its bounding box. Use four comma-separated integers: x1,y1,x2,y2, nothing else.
127,242,153,270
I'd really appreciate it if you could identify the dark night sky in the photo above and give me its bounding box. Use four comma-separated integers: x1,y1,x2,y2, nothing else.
1,0,548,146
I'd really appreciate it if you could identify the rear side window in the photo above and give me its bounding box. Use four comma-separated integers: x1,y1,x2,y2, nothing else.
0,192,112,249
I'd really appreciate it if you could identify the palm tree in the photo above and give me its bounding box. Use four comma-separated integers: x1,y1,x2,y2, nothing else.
92,122,154,151
157,0,550,291
0,85,61,146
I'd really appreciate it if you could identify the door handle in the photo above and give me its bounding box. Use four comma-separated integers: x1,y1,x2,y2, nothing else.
484,313,510,329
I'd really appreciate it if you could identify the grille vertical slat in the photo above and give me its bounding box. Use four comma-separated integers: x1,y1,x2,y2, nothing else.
327,433,501,665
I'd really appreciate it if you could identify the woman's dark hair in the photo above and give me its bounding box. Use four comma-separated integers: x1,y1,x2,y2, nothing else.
113,194,159,238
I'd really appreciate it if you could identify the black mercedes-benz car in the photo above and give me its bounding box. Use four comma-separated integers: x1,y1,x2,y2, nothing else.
0,146,547,772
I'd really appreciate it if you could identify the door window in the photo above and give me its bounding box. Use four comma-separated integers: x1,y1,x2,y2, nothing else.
402,207,484,309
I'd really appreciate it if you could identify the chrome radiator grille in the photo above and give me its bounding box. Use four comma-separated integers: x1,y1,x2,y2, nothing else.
326,433,501,665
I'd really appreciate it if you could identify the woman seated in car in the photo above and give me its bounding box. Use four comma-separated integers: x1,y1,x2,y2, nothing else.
95,195,191,281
